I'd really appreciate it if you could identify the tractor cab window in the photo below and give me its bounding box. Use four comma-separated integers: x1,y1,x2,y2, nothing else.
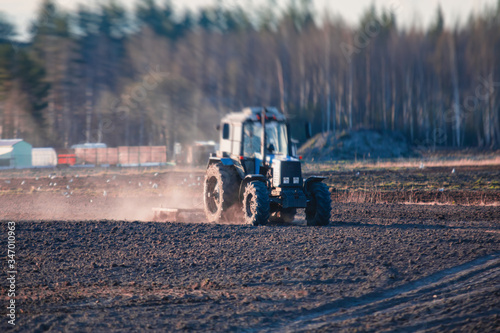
243,121,288,158
222,123,230,140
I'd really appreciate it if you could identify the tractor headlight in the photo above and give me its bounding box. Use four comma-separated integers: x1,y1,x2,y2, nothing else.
283,177,290,184
293,177,300,184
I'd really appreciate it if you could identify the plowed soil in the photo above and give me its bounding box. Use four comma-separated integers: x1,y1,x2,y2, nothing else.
0,165,499,332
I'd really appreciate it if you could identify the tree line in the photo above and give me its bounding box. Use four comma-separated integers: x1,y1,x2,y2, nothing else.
0,0,499,153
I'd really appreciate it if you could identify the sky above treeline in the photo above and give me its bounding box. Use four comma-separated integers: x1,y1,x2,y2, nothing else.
0,0,496,40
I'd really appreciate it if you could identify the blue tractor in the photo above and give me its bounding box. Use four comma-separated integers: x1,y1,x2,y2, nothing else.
204,107,331,226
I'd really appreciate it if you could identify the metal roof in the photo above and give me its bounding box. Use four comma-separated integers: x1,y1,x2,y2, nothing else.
0,139,24,147
222,107,287,124
71,143,107,149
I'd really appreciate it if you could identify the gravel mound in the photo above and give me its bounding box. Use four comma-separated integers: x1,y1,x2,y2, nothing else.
299,129,416,161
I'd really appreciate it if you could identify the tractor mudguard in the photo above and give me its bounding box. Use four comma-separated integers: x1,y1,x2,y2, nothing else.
207,157,246,180
207,157,233,167
304,176,327,196
239,174,268,202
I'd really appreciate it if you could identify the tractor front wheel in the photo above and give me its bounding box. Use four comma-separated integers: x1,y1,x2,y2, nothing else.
305,182,331,226
242,181,270,226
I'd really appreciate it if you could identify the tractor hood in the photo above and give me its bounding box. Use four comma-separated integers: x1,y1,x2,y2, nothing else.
253,154,300,176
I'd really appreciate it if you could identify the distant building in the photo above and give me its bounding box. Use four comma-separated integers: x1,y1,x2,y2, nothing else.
187,141,217,166
0,139,33,168
71,143,107,149
32,148,58,167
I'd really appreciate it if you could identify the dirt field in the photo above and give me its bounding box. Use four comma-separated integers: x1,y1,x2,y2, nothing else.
0,164,499,332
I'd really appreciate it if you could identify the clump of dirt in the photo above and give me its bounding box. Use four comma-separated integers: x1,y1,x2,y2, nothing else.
299,129,417,161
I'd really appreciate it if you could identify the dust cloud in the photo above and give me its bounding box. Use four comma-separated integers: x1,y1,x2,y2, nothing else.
0,170,205,222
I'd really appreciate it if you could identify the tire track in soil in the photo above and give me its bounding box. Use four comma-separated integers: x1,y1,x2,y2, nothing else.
261,252,500,332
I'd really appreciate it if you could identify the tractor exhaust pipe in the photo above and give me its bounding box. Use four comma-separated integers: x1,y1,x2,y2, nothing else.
261,107,266,167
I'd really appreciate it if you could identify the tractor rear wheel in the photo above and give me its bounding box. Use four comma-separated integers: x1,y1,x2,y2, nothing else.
305,182,331,226
204,164,239,223
242,181,270,226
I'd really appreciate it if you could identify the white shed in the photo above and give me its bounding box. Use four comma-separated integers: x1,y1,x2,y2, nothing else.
32,148,58,167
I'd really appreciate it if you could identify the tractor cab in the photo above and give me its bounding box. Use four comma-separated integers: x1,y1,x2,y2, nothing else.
219,107,297,175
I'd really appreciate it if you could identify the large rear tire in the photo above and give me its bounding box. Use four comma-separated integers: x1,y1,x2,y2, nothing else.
305,182,331,226
242,181,270,226
204,164,240,223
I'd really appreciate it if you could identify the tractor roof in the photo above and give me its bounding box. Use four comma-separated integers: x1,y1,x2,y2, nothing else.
222,107,287,124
